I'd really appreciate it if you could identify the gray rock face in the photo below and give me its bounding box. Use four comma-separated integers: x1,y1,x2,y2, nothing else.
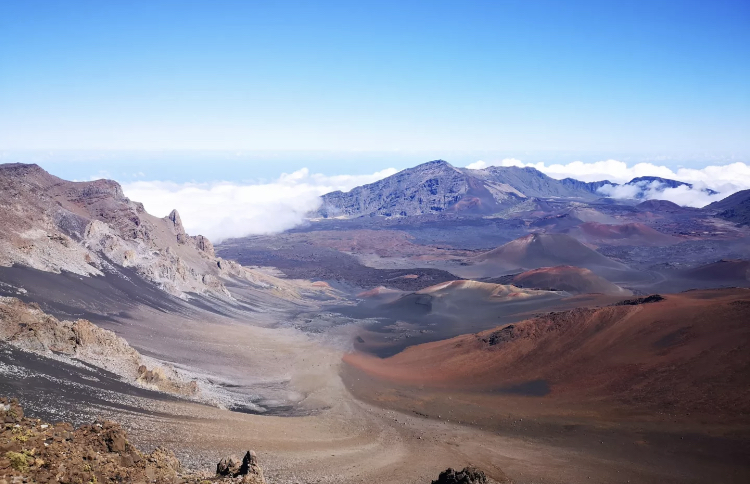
194,234,216,256
165,209,187,243
0,296,200,396
0,162,250,299
319,160,477,218
317,160,598,219
470,166,599,199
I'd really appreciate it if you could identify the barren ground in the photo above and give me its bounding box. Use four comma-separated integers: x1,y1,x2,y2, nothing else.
8,290,750,484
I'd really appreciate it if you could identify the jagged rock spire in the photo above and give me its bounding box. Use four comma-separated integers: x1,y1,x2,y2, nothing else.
165,209,188,243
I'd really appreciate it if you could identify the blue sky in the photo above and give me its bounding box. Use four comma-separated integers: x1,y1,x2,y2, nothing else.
1,0,748,175
2,1,749,237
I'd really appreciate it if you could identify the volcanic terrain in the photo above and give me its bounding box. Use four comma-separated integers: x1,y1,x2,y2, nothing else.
2,160,750,483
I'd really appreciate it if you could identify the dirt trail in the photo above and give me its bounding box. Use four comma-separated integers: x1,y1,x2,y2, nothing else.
101,344,750,484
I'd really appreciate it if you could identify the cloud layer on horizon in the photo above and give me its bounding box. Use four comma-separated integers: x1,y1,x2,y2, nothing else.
466,158,750,207
121,159,750,242
121,168,397,242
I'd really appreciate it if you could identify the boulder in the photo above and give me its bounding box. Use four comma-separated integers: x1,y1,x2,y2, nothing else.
216,456,241,477
432,466,489,484
102,422,128,453
216,451,266,483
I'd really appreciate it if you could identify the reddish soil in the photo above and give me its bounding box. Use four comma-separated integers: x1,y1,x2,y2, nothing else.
511,265,630,295
568,222,679,246
473,233,625,272
344,288,750,421
683,259,750,281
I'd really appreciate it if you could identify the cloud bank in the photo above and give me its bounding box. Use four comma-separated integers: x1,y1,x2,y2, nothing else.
121,168,396,242
466,159,750,207
122,158,750,243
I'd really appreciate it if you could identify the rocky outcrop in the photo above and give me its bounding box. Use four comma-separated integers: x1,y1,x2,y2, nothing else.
216,451,266,483
432,466,502,484
195,234,216,256
0,399,265,484
165,209,186,240
0,297,199,397
0,162,257,299
613,294,664,305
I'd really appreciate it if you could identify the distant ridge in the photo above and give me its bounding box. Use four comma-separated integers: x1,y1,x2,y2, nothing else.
706,189,750,226
599,176,719,199
636,199,687,212
315,160,709,220
559,178,612,194
317,160,599,219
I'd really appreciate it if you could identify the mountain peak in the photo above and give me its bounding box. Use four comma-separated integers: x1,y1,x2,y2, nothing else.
167,208,183,227
409,159,458,173
164,209,190,244
0,162,58,184
317,160,602,219
424,159,452,167
0,162,44,173
626,176,690,188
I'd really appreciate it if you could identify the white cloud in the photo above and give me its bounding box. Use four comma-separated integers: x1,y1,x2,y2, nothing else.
465,158,750,208
121,167,397,243
120,157,750,242
597,182,644,200
596,180,726,207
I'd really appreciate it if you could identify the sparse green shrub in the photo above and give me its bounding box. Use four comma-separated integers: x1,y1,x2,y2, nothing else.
6,450,31,471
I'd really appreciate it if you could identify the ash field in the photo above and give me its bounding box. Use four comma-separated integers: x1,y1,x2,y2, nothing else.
1,161,750,483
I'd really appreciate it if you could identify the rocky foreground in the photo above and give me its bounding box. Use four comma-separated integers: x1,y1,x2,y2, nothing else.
0,398,265,484
0,399,496,484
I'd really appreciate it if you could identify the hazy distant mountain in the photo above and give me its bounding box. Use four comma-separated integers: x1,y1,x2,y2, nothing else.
599,176,718,199
627,176,693,189
635,199,687,212
706,189,750,226
558,178,613,194
317,160,599,219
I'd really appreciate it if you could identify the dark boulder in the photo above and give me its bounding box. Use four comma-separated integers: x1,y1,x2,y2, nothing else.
432,466,489,484
217,450,266,483
216,455,241,476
